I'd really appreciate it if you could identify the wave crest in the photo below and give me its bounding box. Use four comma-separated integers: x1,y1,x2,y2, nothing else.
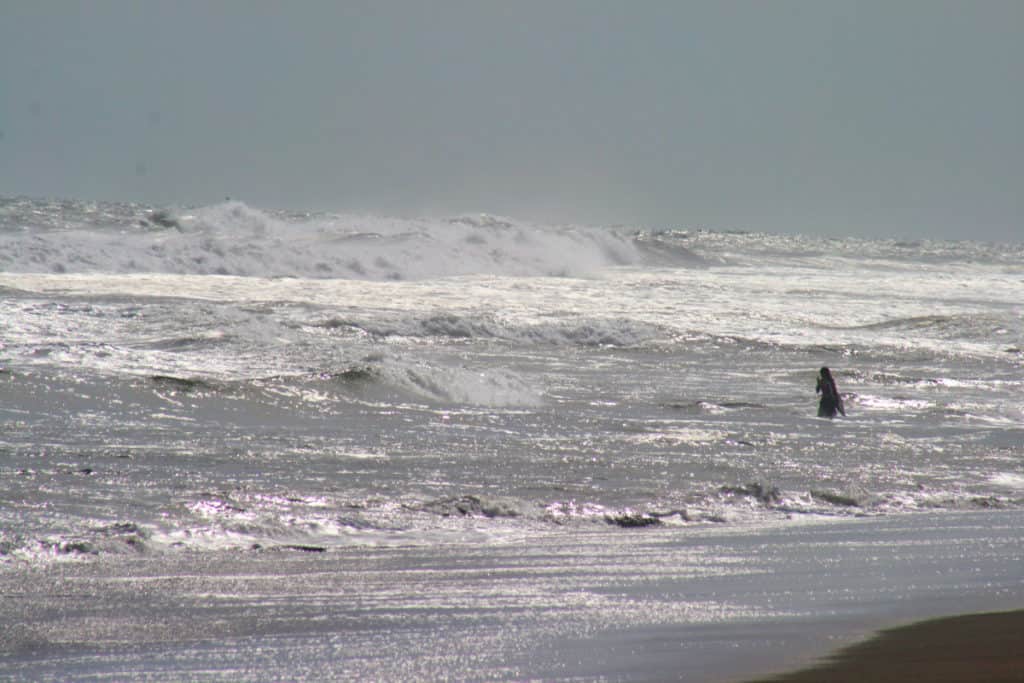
327,312,669,347
0,199,702,280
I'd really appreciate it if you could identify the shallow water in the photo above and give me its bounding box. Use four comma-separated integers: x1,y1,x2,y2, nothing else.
2,511,1022,682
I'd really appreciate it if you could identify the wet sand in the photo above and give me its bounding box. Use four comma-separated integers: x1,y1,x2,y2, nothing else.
753,609,1024,683
2,511,1022,681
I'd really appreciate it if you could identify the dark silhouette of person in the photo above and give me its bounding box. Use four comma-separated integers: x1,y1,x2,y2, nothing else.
816,367,845,418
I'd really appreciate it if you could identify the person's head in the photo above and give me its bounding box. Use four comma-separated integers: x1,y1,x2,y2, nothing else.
819,367,832,381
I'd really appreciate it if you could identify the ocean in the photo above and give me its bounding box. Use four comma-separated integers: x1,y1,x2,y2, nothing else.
1,196,1022,681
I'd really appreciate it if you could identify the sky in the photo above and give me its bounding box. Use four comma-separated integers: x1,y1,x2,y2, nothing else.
1,1,1021,242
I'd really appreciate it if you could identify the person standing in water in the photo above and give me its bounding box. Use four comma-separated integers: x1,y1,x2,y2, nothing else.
816,367,845,418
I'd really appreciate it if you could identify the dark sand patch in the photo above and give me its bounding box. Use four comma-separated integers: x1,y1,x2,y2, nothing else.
753,609,1024,682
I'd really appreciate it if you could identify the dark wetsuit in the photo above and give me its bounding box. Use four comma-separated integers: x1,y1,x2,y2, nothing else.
816,367,845,418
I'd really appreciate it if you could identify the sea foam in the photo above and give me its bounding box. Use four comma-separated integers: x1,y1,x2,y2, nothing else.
0,200,669,280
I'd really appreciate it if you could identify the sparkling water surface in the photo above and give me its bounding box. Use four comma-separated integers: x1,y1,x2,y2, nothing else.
1,197,1021,680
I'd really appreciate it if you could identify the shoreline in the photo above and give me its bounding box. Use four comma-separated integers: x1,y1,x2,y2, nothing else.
747,609,1024,683
2,510,1022,681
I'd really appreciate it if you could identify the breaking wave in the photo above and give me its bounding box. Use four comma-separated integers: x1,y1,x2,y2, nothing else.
141,353,545,409
0,199,702,280
7,479,1017,562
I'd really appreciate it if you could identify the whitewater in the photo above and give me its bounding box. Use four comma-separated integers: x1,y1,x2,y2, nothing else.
1,196,1022,681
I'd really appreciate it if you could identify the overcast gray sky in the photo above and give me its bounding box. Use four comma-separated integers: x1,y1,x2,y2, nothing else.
2,1,1021,241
